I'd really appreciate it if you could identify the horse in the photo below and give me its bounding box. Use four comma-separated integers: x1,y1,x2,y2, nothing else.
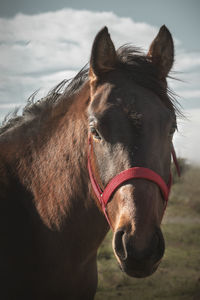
0,25,180,299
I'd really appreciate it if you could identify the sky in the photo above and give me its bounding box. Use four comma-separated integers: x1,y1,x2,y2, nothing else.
0,0,200,164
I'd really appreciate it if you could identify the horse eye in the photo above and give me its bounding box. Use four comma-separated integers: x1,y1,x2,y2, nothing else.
90,126,101,140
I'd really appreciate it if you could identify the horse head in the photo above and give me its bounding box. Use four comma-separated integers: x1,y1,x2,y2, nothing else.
87,26,177,278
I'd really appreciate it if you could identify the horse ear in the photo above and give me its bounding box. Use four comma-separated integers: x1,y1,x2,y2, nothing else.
89,27,117,80
147,25,174,78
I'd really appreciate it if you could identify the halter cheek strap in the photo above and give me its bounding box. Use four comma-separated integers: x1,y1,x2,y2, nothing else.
88,137,180,226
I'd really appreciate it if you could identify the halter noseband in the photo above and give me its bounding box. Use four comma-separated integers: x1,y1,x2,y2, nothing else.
88,136,180,226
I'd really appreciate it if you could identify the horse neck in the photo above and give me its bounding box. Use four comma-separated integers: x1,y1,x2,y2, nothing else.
3,82,105,233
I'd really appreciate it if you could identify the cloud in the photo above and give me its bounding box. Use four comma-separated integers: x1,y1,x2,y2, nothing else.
174,50,200,72
0,8,200,164
174,108,200,164
0,9,157,75
0,9,158,106
1,8,199,106
179,89,200,99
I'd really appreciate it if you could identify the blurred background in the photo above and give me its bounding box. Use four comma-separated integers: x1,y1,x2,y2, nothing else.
0,0,199,299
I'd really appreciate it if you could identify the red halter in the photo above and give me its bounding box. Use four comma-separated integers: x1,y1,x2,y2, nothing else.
88,136,180,226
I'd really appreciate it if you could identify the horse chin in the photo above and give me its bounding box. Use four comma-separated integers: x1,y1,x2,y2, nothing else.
119,260,161,278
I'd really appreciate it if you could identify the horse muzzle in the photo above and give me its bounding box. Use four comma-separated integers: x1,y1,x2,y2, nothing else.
113,226,165,278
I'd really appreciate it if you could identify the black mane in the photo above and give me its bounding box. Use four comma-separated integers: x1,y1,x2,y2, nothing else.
0,46,181,135
116,45,181,115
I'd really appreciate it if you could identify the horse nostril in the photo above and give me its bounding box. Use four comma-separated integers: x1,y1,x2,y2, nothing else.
114,229,127,261
155,228,165,258
125,228,165,262
148,228,165,261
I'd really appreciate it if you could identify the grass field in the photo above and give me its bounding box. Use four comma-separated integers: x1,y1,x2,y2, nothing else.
95,163,200,300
